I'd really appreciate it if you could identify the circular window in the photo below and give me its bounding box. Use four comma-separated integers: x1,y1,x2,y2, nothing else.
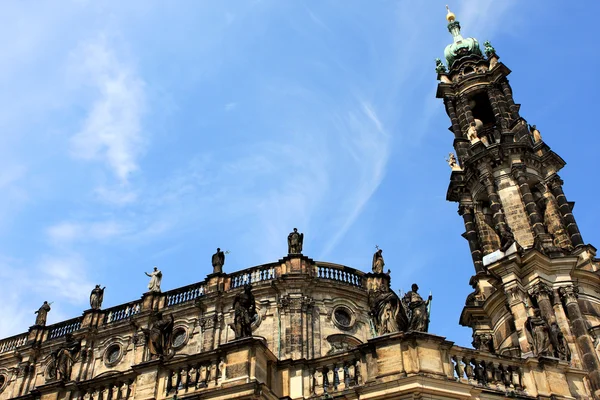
172,328,187,349
0,374,6,392
332,306,355,330
104,344,122,367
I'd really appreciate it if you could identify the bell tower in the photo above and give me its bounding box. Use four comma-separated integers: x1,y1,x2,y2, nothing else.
436,7,600,394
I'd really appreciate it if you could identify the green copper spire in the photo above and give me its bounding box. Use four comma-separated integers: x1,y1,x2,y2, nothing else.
443,6,482,69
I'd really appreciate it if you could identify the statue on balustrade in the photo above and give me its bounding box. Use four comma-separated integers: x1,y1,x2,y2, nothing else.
372,248,384,274
89,285,105,310
369,289,408,336
232,283,256,339
142,312,175,360
212,247,225,274
45,334,81,382
525,309,552,357
287,228,304,254
403,284,432,332
34,301,51,326
145,266,162,293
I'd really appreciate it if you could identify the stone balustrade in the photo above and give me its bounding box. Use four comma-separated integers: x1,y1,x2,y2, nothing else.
0,332,27,354
316,263,364,288
73,378,135,400
449,347,525,394
229,264,277,289
104,301,142,324
165,282,206,307
47,317,82,340
309,352,362,396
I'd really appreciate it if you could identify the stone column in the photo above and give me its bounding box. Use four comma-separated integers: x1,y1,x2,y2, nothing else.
444,97,462,138
458,203,484,273
505,286,532,354
549,177,584,247
528,282,554,321
512,165,555,252
500,79,520,121
559,285,600,393
552,289,581,368
480,174,510,237
487,86,508,131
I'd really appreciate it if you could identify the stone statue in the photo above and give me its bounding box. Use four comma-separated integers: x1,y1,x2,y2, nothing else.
372,249,384,274
466,124,479,144
46,334,81,382
483,40,496,58
287,228,304,254
525,309,552,357
232,283,256,339
446,152,456,168
145,266,162,293
369,290,408,336
90,285,105,310
211,248,225,274
499,227,517,253
549,321,571,361
142,312,175,360
529,124,542,143
435,58,447,74
35,301,51,326
403,284,432,332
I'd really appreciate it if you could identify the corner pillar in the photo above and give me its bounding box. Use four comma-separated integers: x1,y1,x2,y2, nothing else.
549,177,584,247
559,285,600,394
458,203,484,273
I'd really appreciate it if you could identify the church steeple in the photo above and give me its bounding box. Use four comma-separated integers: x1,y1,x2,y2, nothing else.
436,8,584,272
436,7,600,394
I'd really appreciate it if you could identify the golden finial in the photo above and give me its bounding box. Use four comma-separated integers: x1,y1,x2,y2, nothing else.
446,5,456,22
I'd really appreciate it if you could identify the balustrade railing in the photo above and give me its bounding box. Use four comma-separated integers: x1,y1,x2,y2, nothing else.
0,332,28,354
80,379,135,400
449,349,524,393
316,264,364,288
165,282,206,307
310,353,363,396
104,301,141,324
165,359,222,397
230,264,277,289
47,317,83,340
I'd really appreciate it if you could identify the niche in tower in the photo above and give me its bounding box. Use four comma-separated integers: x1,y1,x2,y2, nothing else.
468,91,497,145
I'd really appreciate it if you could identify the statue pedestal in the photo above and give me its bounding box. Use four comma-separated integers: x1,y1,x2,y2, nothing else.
364,273,392,293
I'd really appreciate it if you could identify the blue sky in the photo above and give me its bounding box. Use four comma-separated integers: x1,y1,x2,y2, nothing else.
1,1,599,349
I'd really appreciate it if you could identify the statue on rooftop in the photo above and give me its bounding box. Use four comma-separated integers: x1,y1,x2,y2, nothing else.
483,40,496,58
145,266,162,293
435,58,447,74
287,228,304,254
369,290,407,335
142,312,175,360
232,283,256,339
372,248,385,274
90,285,105,310
529,124,542,143
212,248,225,274
403,283,432,332
446,152,459,169
35,301,51,326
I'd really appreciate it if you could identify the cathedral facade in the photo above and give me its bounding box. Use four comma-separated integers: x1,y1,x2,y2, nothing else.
1,8,600,400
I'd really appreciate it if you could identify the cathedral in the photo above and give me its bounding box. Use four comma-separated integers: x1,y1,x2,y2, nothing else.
1,7,600,400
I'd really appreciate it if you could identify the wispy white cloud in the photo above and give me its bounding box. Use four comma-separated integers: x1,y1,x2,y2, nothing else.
69,36,146,185
47,220,130,244
224,102,237,111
